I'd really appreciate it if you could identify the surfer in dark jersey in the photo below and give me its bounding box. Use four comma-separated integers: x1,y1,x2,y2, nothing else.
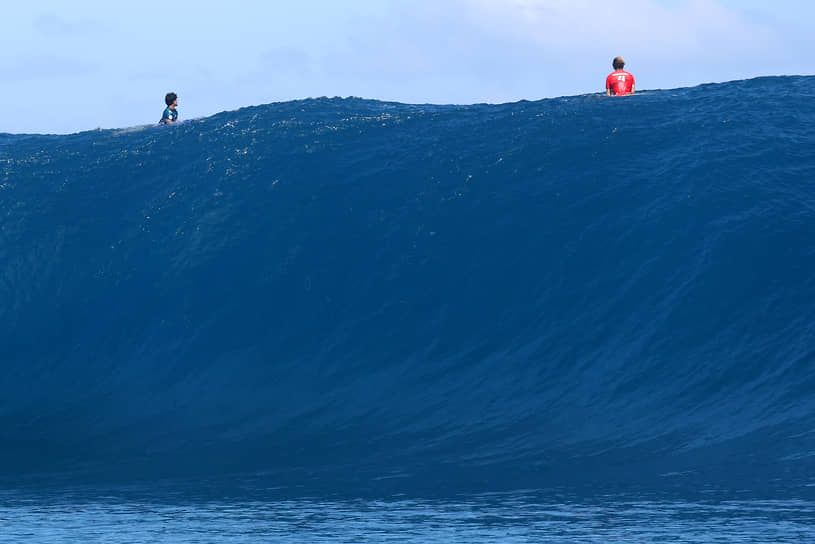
160,92,179,124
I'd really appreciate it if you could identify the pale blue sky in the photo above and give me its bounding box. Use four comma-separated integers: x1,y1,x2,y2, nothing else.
1,0,813,134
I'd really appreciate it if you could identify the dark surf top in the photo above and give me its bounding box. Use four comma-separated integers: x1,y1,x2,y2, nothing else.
160,106,178,124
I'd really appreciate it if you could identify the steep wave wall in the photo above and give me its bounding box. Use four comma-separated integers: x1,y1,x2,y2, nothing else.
2,77,815,493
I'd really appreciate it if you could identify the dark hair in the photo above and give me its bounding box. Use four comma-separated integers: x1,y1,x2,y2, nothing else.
613,57,625,70
165,92,178,106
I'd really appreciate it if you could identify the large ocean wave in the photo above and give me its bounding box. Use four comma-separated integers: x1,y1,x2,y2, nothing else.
2,76,814,494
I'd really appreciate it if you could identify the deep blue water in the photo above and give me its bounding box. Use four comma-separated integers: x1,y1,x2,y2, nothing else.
2,76,815,538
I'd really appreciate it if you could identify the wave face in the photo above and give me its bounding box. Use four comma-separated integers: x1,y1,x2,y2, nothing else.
2,77,815,494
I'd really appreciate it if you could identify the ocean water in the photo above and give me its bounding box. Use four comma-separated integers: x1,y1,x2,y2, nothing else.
1,76,815,540
2,490,815,543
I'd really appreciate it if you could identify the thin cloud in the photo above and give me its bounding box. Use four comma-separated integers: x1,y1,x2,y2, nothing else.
291,0,802,100
2,55,98,81
460,0,780,60
33,13,99,36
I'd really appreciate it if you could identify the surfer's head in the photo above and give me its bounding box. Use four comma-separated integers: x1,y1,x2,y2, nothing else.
165,92,178,107
613,57,626,70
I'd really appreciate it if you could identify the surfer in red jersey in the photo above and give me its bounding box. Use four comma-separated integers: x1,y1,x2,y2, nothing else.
606,57,635,96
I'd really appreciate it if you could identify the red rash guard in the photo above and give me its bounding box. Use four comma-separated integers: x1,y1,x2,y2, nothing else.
606,70,635,96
